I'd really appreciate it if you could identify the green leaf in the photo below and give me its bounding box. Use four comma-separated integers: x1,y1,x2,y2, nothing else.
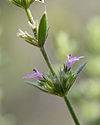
9,0,21,7
38,12,48,47
66,73,77,92
76,60,88,74
25,81,48,93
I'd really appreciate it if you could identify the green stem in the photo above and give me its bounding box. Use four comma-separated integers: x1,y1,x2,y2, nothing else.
25,8,80,125
64,95,80,125
40,47,56,76
25,8,34,24
24,8,56,76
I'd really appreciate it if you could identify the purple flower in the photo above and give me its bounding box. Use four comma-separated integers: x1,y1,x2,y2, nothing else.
35,0,44,3
22,68,44,80
66,54,84,69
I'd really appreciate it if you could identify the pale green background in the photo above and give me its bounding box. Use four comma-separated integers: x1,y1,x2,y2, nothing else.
0,0,100,125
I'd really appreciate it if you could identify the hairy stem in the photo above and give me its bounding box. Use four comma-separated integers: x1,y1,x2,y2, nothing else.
25,8,80,125
25,8,34,24
40,47,56,76
25,8,56,76
64,95,80,125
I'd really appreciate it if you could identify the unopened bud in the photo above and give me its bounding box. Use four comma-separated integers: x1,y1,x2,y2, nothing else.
28,20,38,39
9,0,35,9
17,29,26,38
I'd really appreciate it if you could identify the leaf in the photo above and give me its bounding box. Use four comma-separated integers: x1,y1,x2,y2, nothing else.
25,81,48,93
9,0,22,7
76,60,88,74
38,12,48,47
25,39,39,47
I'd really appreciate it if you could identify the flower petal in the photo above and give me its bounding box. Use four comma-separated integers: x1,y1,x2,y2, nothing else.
35,0,44,3
33,68,39,73
71,56,84,62
67,54,71,60
22,74,37,79
66,54,84,69
23,68,44,80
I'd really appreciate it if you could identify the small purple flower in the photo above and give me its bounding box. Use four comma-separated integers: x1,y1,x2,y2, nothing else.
22,68,44,80
66,54,84,69
35,0,44,3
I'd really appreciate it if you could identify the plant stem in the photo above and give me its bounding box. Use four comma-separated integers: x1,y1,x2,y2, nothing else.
25,8,34,24
25,8,80,125
40,47,56,76
41,48,80,125
64,95,80,125
25,8,56,76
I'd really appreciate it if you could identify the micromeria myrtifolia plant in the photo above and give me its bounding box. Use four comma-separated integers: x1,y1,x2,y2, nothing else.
9,0,87,125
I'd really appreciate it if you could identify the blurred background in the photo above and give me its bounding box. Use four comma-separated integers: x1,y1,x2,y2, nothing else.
0,0,100,125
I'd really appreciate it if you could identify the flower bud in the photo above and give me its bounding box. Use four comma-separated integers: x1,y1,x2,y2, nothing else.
9,0,35,9
28,20,38,39
18,29,39,47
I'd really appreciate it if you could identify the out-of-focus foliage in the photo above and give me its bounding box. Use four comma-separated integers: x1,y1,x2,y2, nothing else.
88,17,100,53
0,26,2,67
55,17,100,125
70,79,100,124
55,31,78,60
87,17,100,77
0,88,16,125
0,21,16,125
87,56,100,76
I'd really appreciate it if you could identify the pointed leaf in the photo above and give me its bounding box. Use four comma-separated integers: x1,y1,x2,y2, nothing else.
76,60,88,74
38,12,48,47
25,81,48,93
9,0,22,7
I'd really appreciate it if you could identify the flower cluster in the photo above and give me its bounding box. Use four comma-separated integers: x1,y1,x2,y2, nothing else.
23,54,86,97
9,0,44,9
